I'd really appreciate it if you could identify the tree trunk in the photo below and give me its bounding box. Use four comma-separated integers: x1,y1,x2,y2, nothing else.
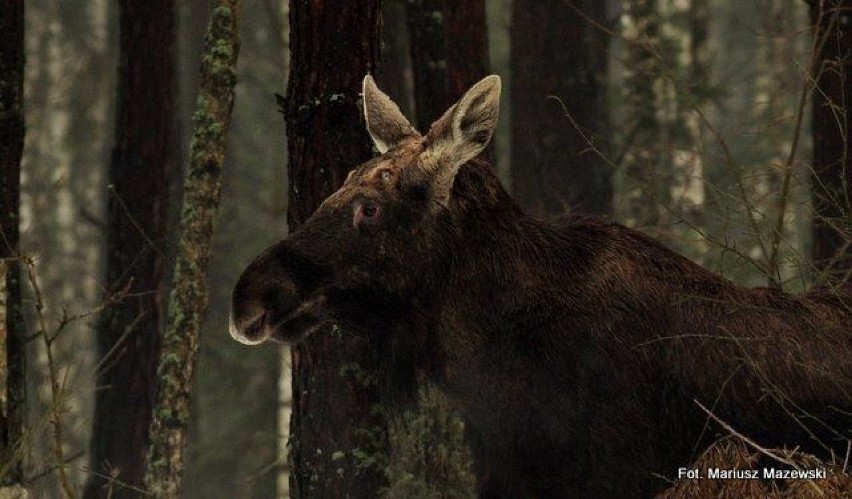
810,0,852,284
182,0,285,496
380,3,484,496
84,1,174,496
143,1,241,496
274,4,292,499
682,0,709,230
0,0,27,489
378,0,414,120
621,0,667,233
284,2,387,497
658,0,711,264
406,0,489,130
511,0,612,218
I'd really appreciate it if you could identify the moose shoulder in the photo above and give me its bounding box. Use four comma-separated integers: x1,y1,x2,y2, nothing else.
230,75,852,498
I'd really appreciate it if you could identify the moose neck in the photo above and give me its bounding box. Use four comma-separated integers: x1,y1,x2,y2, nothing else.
426,164,599,385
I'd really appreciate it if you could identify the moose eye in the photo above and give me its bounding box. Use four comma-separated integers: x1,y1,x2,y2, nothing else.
380,170,391,181
354,200,382,228
362,201,379,218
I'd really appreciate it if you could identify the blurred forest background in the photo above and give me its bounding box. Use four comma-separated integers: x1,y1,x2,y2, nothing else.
0,0,850,498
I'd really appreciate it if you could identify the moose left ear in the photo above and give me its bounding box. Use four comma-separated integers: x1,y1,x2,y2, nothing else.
363,75,421,154
424,75,501,167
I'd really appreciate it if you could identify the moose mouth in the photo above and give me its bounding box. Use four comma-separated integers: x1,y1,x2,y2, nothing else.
229,293,329,345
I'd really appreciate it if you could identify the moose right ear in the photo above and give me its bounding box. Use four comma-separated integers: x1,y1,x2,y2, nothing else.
362,75,420,154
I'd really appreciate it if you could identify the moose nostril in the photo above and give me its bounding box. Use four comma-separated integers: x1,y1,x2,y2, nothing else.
229,308,269,345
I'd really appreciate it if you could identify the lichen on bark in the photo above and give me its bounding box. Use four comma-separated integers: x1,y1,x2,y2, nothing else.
142,1,241,496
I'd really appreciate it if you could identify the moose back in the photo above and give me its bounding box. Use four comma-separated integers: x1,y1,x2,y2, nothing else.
230,75,852,498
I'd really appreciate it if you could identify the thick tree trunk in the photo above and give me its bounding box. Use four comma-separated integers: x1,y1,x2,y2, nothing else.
406,0,489,130
810,0,852,284
85,1,174,496
382,3,483,496
284,2,387,497
143,2,241,496
511,0,611,218
0,0,27,489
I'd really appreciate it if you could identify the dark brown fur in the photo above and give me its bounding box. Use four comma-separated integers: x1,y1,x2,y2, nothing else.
231,77,852,498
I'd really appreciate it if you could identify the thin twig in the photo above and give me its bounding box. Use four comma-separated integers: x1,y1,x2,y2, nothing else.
695,399,830,496
26,451,85,483
93,310,146,375
694,399,796,467
768,1,840,288
22,258,76,498
75,465,152,497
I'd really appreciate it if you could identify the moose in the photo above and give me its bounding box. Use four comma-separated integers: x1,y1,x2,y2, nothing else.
230,75,852,497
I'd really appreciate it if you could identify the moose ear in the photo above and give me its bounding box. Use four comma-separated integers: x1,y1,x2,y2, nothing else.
362,75,420,154
424,75,501,167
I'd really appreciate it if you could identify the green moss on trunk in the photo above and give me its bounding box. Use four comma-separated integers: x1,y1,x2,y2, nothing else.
143,2,241,496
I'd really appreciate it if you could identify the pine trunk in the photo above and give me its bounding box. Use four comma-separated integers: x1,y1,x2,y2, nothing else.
0,0,27,489
810,0,852,284
380,3,485,496
406,0,489,130
143,2,241,496
284,1,387,497
85,1,174,496
511,0,611,218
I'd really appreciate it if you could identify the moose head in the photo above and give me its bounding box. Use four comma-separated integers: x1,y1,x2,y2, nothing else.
229,75,503,346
